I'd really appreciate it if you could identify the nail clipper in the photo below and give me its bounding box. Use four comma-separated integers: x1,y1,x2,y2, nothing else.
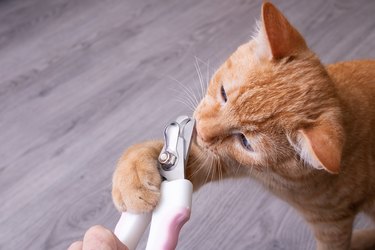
114,116,195,250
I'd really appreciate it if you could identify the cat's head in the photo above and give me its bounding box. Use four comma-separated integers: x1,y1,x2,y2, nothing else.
194,2,344,176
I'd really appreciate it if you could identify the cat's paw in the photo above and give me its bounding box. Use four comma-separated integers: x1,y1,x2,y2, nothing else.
112,143,162,213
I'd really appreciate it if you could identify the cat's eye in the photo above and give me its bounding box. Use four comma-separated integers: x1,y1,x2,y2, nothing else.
220,85,227,103
239,133,253,151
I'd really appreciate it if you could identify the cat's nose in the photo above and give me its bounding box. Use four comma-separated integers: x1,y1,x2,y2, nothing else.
195,122,208,142
196,121,214,143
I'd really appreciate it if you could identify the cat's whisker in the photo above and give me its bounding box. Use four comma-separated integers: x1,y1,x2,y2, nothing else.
168,87,195,104
238,162,241,176
169,93,196,113
190,168,205,180
203,153,215,185
205,59,210,93
189,150,210,178
194,56,206,101
218,156,223,182
202,159,212,185
168,85,198,110
172,99,195,112
167,76,200,108
206,60,210,88
181,77,200,108
234,151,245,177
189,161,205,178
169,89,197,111
217,157,224,189
208,158,214,184
218,158,222,183
194,56,211,91
213,155,223,191
211,156,218,182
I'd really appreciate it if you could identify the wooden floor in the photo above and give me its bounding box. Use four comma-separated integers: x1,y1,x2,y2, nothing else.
0,0,374,249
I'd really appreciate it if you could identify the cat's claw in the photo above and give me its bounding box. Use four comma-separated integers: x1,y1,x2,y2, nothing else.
112,171,161,213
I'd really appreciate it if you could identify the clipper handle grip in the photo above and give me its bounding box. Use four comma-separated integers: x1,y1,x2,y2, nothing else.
114,211,152,250
146,179,193,250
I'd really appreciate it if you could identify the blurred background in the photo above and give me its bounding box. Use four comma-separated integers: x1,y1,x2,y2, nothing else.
0,0,374,249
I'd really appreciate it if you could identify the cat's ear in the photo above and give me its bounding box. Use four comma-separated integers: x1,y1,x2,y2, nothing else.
255,2,308,59
291,117,344,174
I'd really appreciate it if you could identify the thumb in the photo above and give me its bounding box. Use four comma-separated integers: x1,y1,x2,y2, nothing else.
113,231,129,250
82,225,129,250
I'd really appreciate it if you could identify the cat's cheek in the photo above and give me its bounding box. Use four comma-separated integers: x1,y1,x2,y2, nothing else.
230,142,262,166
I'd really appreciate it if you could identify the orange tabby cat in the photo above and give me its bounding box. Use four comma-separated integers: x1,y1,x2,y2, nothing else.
112,2,375,250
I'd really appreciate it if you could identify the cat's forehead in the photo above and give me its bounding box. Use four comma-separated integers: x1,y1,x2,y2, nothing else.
215,42,270,91
229,42,257,69
214,44,253,86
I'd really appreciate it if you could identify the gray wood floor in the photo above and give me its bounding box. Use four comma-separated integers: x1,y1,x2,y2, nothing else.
0,0,374,249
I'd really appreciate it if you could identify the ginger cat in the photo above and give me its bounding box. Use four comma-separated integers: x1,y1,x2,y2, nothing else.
112,2,375,250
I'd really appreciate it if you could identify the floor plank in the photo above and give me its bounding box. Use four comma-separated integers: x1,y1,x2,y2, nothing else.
0,0,374,249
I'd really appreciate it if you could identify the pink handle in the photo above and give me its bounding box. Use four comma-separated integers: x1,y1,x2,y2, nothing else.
163,207,191,250
145,179,193,250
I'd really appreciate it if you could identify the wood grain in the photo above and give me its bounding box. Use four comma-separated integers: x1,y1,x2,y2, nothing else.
0,0,374,249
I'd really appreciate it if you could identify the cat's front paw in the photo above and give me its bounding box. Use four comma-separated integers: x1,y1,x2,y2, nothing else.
112,143,162,213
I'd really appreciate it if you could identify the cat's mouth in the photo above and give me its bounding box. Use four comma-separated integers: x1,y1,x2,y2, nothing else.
194,133,219,155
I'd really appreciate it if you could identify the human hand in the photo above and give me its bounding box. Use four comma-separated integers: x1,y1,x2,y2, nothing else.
68,225,128,250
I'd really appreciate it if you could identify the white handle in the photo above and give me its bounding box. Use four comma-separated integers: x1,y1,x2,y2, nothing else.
146,179,193,250
114,179,193,250
114,211,151,250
